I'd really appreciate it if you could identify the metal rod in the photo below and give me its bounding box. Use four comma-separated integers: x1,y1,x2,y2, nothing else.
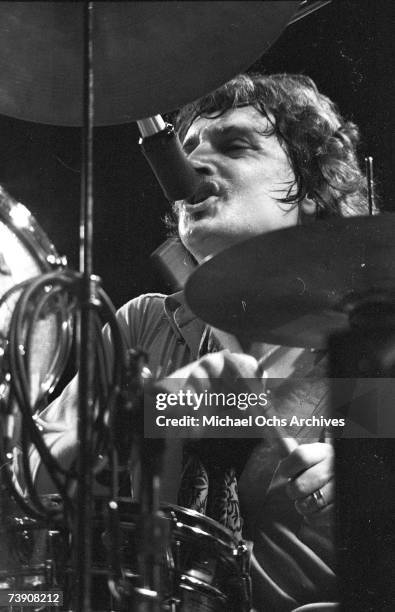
288,1,332,26
365,156,375,216
76,2,95,611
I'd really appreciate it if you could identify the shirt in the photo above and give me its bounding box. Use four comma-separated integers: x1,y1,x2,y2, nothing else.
18,291,336,610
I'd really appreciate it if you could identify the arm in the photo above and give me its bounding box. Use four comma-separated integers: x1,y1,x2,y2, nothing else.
13,294,158,495
156,351,337,610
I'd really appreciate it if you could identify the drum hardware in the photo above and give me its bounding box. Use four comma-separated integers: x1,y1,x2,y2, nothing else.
162,505,252,612
1,495,252,611
0,259,139,599
0,197,170,609
0,495,68,601
104,347,169,611
365,156,376,216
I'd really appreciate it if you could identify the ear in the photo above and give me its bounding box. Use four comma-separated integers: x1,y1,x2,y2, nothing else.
300,197,317,216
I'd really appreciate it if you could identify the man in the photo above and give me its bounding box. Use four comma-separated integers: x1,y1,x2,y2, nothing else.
20,73,369,610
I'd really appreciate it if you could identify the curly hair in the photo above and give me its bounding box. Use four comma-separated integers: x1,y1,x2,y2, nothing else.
172,73,371,218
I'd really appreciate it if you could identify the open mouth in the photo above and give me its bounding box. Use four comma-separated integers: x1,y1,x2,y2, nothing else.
186,181,220,205
183,195,218,215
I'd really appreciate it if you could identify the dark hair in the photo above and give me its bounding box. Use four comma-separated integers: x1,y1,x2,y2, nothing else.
172,73,372,218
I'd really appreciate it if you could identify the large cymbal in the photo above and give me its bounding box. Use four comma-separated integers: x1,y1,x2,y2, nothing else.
185,215,395,349
0,1,298,126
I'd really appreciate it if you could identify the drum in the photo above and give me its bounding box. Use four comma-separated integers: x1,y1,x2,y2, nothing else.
0,186,70,409
90,500,251,612
0,497,251,612
163,504,251,611
0,495,68,597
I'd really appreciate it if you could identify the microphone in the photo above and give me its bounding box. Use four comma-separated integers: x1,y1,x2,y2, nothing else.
137,115,201,201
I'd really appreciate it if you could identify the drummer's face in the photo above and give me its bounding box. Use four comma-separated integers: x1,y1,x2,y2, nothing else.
176,106,299,262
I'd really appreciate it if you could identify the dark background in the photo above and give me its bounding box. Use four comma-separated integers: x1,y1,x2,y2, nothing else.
1,1,394,609
0,0,394,309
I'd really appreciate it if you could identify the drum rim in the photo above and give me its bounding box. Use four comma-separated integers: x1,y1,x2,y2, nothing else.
25,496,240,548
164,503,239,542
0,185,61,271
92,497,241,546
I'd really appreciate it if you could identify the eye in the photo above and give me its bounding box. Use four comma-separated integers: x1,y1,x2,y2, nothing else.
223,140,251,154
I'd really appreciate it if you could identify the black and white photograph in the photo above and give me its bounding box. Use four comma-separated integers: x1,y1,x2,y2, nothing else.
0,2,394,611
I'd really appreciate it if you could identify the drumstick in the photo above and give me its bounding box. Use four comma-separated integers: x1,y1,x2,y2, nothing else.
276,433,299,456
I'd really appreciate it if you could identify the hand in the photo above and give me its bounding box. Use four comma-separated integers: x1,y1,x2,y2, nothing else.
149,350,264,436
152,349,262,407
278,442,335,525
167,349,260,382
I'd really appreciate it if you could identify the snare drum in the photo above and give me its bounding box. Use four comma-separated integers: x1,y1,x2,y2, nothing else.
80,499,251,611
99,500,251,611
0,186,70,408
164,504,251,612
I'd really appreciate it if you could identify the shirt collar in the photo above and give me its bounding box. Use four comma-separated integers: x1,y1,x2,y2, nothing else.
164,291,196,328
164,291,207,360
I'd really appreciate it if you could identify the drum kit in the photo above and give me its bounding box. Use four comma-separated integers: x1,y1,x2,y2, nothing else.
0,1,391,611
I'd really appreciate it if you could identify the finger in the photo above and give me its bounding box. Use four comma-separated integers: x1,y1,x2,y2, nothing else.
286,459,334,500
280,442,334,481
199,351,259,378
295,480,335,515
167,352,227,380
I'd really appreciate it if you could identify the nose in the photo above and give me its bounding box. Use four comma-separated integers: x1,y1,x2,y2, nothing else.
187,143,216,176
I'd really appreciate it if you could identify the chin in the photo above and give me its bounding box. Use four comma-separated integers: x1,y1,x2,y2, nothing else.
180,220,250,261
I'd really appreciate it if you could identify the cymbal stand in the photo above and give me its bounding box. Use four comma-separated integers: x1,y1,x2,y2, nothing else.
75,2,96,610
76,5,168,611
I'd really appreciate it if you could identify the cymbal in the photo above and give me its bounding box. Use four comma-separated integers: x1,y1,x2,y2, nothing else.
0,2,298,126
185,215,395,349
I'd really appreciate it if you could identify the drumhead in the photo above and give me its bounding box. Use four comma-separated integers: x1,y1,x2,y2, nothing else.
0,186,69,406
